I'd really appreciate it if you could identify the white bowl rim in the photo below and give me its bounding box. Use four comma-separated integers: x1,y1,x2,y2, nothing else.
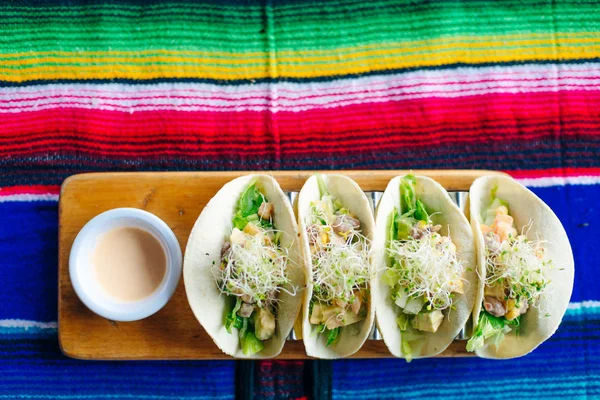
69,207,182,322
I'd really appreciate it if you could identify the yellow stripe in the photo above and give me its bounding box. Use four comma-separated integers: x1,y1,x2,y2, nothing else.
1,45,598,81
3,36,600,67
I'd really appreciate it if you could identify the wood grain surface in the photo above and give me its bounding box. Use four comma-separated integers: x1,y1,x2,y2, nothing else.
58,170,506,360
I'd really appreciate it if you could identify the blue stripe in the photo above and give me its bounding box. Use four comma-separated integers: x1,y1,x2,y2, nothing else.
0,201,58,321
530,185,600,303
332,184,600,398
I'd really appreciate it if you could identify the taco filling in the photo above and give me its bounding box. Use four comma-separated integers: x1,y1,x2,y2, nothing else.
382,175,466,361
306,176,370,347
212,181,293,356
467,187,551,352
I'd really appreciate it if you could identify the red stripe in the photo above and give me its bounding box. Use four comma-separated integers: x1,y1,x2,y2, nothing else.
507,167,600,178
2,91,600,142
0,185,60,195
1,118,599,154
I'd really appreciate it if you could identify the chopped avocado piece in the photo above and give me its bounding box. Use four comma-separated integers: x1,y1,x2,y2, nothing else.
381,269,399,287
333,199,344,211
254,307,276,341
336,306,364,328
312,303,365,330
310,303,325,324
395,214,414,240
411,310,444,333
394,288,409,309
230,228,245,246
243,222,262,236
403,296,426,315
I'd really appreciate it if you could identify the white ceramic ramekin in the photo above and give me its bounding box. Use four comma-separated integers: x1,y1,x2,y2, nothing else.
69,208,182,322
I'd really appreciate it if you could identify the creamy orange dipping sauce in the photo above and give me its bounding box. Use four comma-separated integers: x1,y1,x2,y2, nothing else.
92,227,166,302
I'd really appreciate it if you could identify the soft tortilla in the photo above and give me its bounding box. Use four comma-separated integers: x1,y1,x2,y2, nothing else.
373,175,477,358
298,174,376,359
183,174,304,358
469,175,574,359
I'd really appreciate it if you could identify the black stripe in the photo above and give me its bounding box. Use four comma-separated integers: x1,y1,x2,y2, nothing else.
1,139,599,186
236,360,254,400
3,0,590,12
308,360,332,400
1,59,599,88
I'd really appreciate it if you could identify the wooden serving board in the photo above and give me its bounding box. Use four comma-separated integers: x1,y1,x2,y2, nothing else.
58,170,506,360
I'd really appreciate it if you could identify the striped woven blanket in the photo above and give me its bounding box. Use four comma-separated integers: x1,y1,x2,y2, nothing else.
1,0,599,399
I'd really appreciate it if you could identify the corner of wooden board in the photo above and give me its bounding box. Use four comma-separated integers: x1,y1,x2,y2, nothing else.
57,325,87,360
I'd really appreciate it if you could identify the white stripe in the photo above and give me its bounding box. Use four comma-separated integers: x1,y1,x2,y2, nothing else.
1,63,599,113
568,300,600,310
0,193,59,202
0,300,597,331
0,319,57,329
1,177,599,204
1,84,598,114
518,176,600,188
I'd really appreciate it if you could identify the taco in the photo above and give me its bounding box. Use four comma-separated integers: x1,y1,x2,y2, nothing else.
373,174,476,361
183,175,304,358
466,175,574,359
298,174,375,359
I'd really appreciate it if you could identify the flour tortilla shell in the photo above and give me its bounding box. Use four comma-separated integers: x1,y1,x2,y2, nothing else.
373,175,477,358
184,174,304,358
298,174,376,359
469,175,574,359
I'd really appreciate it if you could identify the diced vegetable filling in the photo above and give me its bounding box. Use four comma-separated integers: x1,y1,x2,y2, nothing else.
213,182,292,356
466,186,551,352
383,175,465,361
307,176,370,347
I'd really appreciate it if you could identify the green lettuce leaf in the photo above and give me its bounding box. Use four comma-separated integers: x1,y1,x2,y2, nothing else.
466,310,520,352
224,297,243,334
240,331,265,356
316,174,330,197
326,327,340,347
400,174,417,214
388,208,398,243
238,183,264,217
482,185,510,225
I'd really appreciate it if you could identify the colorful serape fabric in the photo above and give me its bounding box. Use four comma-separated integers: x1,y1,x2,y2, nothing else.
1,0,599,399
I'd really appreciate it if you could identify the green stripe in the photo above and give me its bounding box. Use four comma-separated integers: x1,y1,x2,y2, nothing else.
2,23,600,55
1,1,599,55
3,33,600,62
1,0,597,16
